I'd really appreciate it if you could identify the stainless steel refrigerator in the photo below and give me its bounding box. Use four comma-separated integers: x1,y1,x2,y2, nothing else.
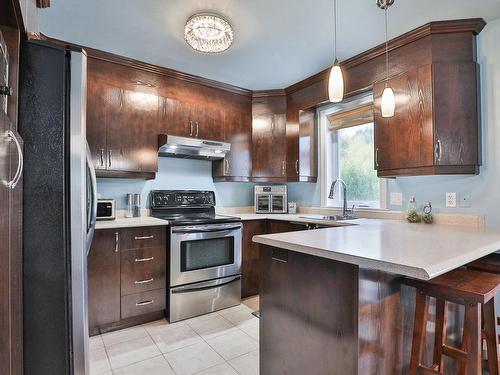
18,40,97,375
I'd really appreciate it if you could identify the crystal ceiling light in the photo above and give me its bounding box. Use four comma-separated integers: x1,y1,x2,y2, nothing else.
184,13,234,53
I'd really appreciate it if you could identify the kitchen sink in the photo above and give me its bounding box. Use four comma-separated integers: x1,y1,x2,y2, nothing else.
299,215,359,222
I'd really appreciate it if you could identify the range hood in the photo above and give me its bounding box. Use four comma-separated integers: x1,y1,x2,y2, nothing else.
158,134,230,160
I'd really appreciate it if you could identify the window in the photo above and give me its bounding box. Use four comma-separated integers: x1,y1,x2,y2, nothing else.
320,92,386,209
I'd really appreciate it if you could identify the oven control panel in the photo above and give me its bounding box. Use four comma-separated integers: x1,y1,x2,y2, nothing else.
151,190,215,208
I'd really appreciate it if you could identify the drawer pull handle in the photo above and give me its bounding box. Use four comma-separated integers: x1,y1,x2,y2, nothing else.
135,278,154,284
271,257,287,263
134,235,154,240
135,256,154,262
136,300,154,306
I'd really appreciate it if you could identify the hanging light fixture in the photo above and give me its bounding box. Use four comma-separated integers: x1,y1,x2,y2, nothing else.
328,0,344,103
377,0,395,117
184,13,233,53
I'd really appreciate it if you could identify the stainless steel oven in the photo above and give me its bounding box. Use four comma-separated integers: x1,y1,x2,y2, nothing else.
169,222,242,321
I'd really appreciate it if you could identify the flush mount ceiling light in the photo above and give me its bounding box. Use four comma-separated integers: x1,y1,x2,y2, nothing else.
328,0,344,103
377,0,395,118
184,13,233,53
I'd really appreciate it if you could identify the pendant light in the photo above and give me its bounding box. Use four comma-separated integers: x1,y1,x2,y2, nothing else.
328,0,344,103
378,0,395,118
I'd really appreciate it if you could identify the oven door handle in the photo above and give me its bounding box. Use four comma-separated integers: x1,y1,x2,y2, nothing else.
171,275,241,294
172,225,242,234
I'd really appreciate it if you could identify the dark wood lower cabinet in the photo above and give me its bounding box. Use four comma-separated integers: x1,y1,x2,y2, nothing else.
259,244,466,375
88,226,167,335
260,245,358,375
88,229,121,330
242,220,268,298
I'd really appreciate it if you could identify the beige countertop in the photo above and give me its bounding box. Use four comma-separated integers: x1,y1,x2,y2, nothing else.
253,219,500,281
95,213,354,229
95,216,169,229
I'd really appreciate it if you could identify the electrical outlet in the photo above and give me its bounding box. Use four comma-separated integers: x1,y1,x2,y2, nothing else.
459,192,471,208
390,192,403,206
446,192,457,208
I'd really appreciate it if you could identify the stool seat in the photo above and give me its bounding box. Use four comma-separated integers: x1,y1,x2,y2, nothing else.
405,268,500,304
405,268,500,375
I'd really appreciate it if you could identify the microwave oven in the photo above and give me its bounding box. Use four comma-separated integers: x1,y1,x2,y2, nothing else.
97,199,115,220
254,185,287,214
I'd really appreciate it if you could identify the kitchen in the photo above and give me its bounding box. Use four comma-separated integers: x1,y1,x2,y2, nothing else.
2,0,500,375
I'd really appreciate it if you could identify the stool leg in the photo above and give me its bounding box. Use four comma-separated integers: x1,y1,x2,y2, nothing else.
483,299,500,375
462,302,482,375
410,291,429,375
433,299,448,371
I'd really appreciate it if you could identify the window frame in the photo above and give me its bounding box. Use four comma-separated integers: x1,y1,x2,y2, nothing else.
318,92,387,209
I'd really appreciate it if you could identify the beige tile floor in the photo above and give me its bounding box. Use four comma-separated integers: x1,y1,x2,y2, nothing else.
90,297,260,375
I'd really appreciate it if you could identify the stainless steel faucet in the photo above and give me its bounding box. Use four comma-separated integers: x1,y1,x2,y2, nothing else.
328,178,348,217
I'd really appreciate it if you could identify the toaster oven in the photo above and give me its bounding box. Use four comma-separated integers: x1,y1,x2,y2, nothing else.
254,185,287,214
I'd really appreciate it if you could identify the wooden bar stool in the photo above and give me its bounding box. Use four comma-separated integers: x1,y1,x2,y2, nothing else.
405,269,500,375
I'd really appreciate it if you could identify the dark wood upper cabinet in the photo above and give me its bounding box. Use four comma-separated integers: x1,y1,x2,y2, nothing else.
252,93,287,180
374,62,480,177
87,71,158,179
159,97,193,137
88,229,121,331
286,108,317,181
212,105,253,181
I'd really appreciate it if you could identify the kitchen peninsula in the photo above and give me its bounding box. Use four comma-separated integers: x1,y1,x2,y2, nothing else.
253,220,500,374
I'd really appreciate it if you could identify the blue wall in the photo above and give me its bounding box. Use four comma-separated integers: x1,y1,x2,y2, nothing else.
287,19,500,227
97,157,254,209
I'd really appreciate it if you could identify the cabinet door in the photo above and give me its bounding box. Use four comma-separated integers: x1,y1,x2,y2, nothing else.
373,65,433,172
242,220,267,298
252,96,287,178
195,105,223,140
87,78,113,170
287,109,317,179
159,97,193,137
120,90,159,173
88,229,121,330
214,107,252,179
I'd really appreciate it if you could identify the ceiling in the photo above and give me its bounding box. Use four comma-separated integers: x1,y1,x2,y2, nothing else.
39,0,500,90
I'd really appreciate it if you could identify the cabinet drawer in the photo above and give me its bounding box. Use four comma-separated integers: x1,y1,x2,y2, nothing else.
121,247,166,296
120,226,165,250
121,289,166,319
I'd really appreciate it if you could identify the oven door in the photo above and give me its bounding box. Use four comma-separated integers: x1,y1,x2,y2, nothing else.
170,222,242,287
271,194,287,213
255,193,271,213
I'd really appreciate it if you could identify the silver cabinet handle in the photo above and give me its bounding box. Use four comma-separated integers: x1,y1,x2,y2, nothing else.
435,139,442,163
136,300,154,306
196,121,199,137
375,147,380,168
225,159,230,175
135,256,154,262
4,130,23,189
295,159,299,175
99,148,105,168
114,232,119,252
135,278,154,284
108,149,112,168
281,160,286,176
189,120,193,136
134,235,154,240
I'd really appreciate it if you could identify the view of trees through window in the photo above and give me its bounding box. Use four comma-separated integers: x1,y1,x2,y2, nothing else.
338,123,380,207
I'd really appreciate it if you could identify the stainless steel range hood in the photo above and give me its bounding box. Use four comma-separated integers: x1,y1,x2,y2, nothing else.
158,134,230,160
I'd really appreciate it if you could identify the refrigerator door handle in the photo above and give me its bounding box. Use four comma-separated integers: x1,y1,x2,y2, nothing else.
86,142,97,255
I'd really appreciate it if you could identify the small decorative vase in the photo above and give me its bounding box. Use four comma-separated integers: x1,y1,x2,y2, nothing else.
406,208,421,223
423,202,433,224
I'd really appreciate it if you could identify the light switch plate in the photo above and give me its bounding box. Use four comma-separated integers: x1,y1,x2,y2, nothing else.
390,192,403,206
446,192,457,208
